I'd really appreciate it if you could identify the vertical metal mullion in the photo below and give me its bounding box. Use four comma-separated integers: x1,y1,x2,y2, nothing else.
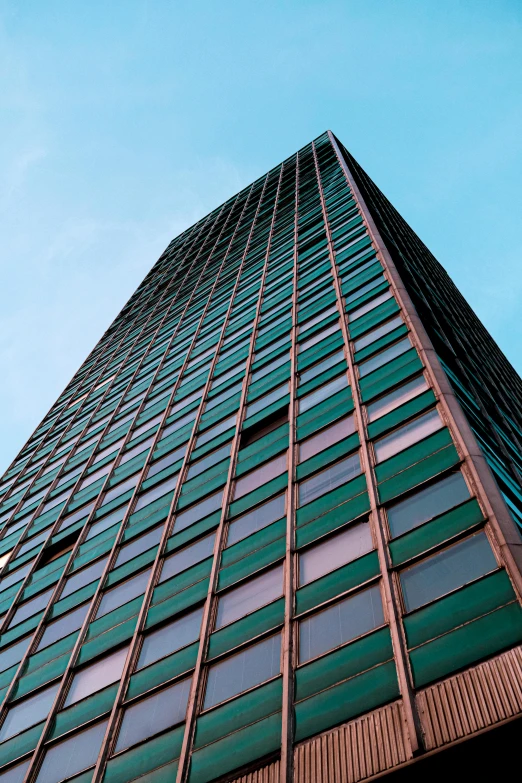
170,172,281,783
312,140,422,757
87,180,268,783
20,192,246,783
327,131,522,599
280,154,299,783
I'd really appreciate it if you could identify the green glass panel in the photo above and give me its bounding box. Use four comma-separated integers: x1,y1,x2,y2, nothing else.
51,683,118,740
78,616,138,665
221,518,286,569
103,726,184,783
348,298,400,340
0,721,44,767
367,389,436,440
296,472,366,529
360,350,423,403
145,579,209,631
296,388,353,442
217,536,285,591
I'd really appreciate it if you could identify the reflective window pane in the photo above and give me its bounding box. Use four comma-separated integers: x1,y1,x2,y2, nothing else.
299,522,373,586
114,525,163,568
65,646,128,706
353,315,403,352
366,376,428,423
37,603,90,651
299,374,348,414
227,494,286,546
298,454,360,507
0,682,59,741
137,606,203,669
299,585,384,662
216,565,283,628
358,337,411,378
160,532,215,583
8,587,53,628
234,453,287,500
36,719,108,783
374,409,443,463
174,490,223,532
204,633,281,709
0,636,31,675
96,568,151,618
400,532,497,612
62,557,109,598
299,417,355,463
114,678,191,753
387,472,470,538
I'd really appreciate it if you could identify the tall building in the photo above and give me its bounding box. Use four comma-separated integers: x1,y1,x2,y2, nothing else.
0,131,521,783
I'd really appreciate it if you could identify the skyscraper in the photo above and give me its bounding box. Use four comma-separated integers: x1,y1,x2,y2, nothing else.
0,130,521,783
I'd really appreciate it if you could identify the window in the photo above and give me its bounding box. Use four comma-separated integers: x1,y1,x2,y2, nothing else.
245,384,288,419
348,290,392,322
96,568,151,618
374,409,443,463
254,335,289,363
64,647,128,706
85,507,125,542
299,305,338,335
216,565,283,628
358,337,411,378
137,606,203,669
61,557,108,598
387,472,470,538
299,322,339,354
186,443,231,481
234,453,287,500
250,353,289,384
37,603,90,651
0,636,31,675
114,526,163,569
0,563,32,593
133,474,178,512
120,438,153,466
114,678,191,753
8,588,54,628
299,349,344,386
36,719,108,783
353,316,403,352
298,454,360,507
0,682,59,741
160,410,197,440
299,417,355,463
400,532,497,612
159,532,215,582
299,374,348,414
204,633,281,709
366,376,428,423
0,758,30,783
147,445,186,478
227,494,286,546
174,490,223,532
196,415,236,448
205,381,243,412
102,473,140,506
299,585,384,663
299,522,373,586
58,502,95,533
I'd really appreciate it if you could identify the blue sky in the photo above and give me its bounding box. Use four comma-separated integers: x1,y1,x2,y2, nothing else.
1,0,521,473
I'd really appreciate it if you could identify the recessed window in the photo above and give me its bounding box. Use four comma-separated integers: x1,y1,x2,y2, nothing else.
299,522,373,586
374,409,443,463
36,719,108,783
298,454,360,507
299,585,384,662
358,337,411,378
0,682,59,741
216,565,283,628
299,417,355,463
245,384,288,419
234,453,287,500
37,603,90,651
400,532,497,612
387,472,470,538
64,646,128,706
353,315,403,352
227,493,286,546
137,606,203,670
299,374,348,414
114,678,191,753
204,633,281,709
96,568,151,618
366,376,428,423
159,532,215,582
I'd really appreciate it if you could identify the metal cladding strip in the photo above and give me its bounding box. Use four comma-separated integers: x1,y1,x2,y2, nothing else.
0,205,225,728
293,701,408,783
0,210,212,567
173,164,287,783
418,644,522,750
228,760,281,783
280,152,299,783
327,130,522,599
90,173,273,783
20,187,249,782
311,139,422,757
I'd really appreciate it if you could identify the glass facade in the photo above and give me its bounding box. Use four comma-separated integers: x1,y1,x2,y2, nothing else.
0,131,521,783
